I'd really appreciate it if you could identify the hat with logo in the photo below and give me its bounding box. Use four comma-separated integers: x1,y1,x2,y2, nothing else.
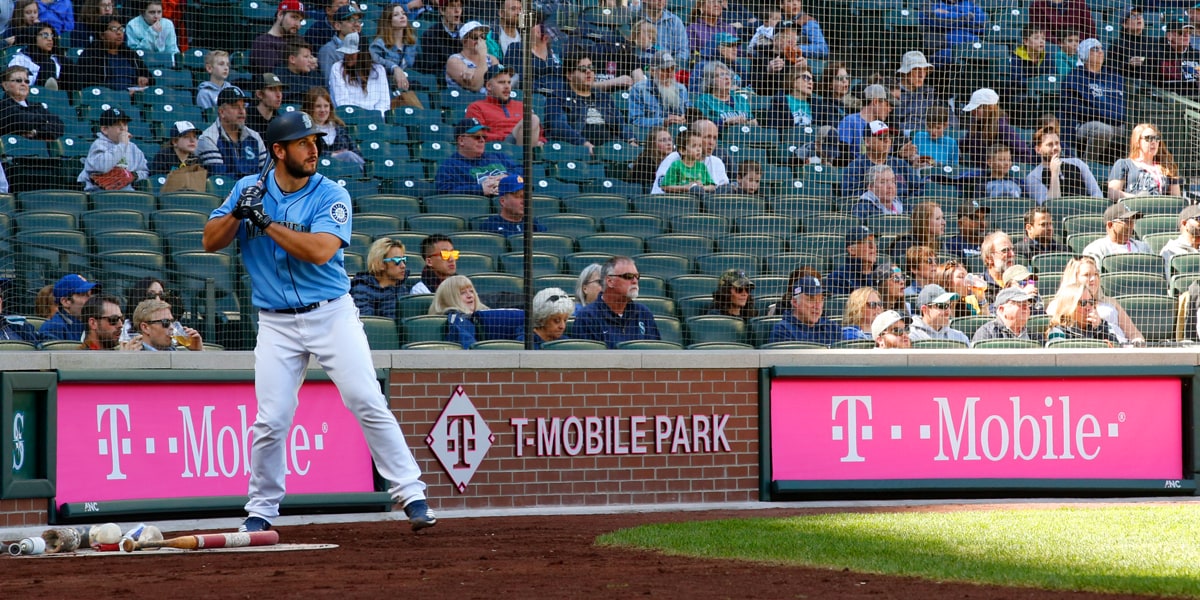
896,50,933,74
497,174,524,195
995,287,1035,306
868,120,890,137
170,120,198,138
845,224,875,245
793,275,823,297
1002,264,1034,287
1169,14,1195,30
1104,201,1142,222
873,263,905,286
714,32,741,45
918,283,959,307
719,269,753,289
648,49,676,70
454,117,489,137
99,107,131,127
1180,203,1200,222
336,31,360,54
332,3,361,21
277,0,304,14
957,198,992,218
459,20,488,37
871,310,911,339
258,72,286,90
962,87,1000,112
217,86,250,105
53,274,98,301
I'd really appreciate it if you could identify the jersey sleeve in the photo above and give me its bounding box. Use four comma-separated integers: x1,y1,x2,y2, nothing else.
308,178,354,247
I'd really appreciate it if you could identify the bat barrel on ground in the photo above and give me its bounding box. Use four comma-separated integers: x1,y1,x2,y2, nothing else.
121,530,279,552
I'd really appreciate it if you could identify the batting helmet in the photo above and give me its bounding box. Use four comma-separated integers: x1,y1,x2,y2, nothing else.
264,110,322,148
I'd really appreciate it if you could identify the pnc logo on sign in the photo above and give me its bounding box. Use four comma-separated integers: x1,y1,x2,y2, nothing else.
12,412,24,471
426,386,494,493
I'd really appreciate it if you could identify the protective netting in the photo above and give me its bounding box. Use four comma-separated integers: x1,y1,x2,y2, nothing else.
0,0,1197,350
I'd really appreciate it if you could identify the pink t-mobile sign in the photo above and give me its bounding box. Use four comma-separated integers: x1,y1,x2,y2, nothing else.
770,377,1183,481
55,381,377,507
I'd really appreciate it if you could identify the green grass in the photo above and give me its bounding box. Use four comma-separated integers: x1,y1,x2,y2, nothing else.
597,505,1200,597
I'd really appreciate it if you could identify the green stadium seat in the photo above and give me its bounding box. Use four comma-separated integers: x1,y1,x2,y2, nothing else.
655,315,683,345
90,190,157,213
424,194,493,220
646,234,714,260
1048,196,1108,219
615,339,683,350
360,316,401,350
1144,232,1176,256
1168,253,1200,277
1066,232,1103,254
678,295,713,319
355,214,404,238
669,274,718,302
540,213,598,238
1062,214,1105,237
866,214,912,237
602,213,666,237
971,338,1042,348
577,233,644,256
951,315,993,339
500,252,562,277
355,194,421,216
470,273,524,297
1100,273,1166,297
398,294,435,319
565,252,614,273
633,253,691,280
1046,338,1112,348
634,295,677,319
95,230,162,254
448,232,507,258
805,212,860,236
671,214,732,237
0,340,36,351
631,193,700,219
402,340,465,350
787,233,843,259
982,197,1034,222
581,178,644,198
770,195,832,219
833,339,875,349
760,340,827,349
1030,252,1074,276
685,315,747,345
734,214,798,236
799,163,839,197
407,214,467,233
765,251,827,275
17,189,88,215
450,252,494,276
695,253,759,277
687,341,754,349
705,194,767,219
1122,195,1187,216
403,314,448,345
1100,252,1166,276
14,210,76,232
158,191,222,213
718,234,783,256
470,339,525,350
508,232,576,256
540,140,590,162
1134,214,1180,237
151,209,209,235
594,139,640,166
912,339,970,349
39,339,85,350
541,338,608,350
206,175,237,198
561,193,631,219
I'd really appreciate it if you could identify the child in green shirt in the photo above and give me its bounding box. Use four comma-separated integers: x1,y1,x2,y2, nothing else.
660,128,716,194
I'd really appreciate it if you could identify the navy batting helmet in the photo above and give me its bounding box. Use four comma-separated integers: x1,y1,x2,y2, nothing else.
264,110,322,148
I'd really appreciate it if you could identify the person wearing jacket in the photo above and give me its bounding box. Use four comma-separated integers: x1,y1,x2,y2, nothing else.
77,107,147,192
351,237,410,320
0,64,62,139
73,16,150,90
434,117,521,195
428,275,489,348
1058,38,1125,160
543,49,625,153
907,284,970,344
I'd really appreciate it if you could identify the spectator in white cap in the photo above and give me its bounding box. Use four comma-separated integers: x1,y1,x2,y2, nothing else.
837,82,892,145
908,284,969,344
895,50,948,133
1082,201,1150,263
1059,37,1126,161
971,287,1042,345
959,87,1036,170
1160,204,1200,278
329,32,391,117
318,2,365,80
841,120,924,199
871,310,912,348
446,20,502,95
149,120,200,175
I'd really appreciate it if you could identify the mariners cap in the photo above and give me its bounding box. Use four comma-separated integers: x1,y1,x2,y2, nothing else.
1104,201,1142,223
793,275,823,297
845,225,874,245
170,120,198,138
332,3,361,21
454,117,489,137
917,284,958,307
957,198,991,218
497,174,524,195
53,274,98,301
217,86,250,106
99,107,131,127
648,50,676,70
871,310,911,339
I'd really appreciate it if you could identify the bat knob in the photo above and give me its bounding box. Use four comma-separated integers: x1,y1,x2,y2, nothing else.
119,537,138,553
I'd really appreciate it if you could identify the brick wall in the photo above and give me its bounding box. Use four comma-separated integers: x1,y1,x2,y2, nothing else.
1,498,48,527
391,367,761,510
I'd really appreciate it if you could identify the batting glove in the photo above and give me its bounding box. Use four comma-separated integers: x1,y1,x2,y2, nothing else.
233,185,263,219
245,202,273,230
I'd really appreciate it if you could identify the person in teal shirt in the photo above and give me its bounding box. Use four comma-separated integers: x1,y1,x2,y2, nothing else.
692,61,756,129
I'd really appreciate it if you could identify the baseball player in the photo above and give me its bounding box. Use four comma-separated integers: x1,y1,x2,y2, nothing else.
202,111,436,533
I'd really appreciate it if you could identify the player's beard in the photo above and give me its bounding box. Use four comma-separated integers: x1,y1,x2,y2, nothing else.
281,154,318,179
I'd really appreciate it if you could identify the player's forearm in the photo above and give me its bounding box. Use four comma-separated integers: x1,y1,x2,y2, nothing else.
266,228,342,265
202,215,239,252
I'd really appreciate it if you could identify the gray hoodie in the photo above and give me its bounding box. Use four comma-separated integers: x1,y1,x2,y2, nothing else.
78,132,149,192
908,315,970,344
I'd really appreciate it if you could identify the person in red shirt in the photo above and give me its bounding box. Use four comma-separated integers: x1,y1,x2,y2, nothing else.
464,66,544,146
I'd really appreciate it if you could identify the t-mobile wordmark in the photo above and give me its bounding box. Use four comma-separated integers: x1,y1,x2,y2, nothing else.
769,377,1182,481
509,414,731,457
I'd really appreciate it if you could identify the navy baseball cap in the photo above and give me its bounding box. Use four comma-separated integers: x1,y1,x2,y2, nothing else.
53,274,98,300
497,174,524,195
845,225,874,245
454,117,489,137
793,275,823,297
217,86,250,106
99,107,131,127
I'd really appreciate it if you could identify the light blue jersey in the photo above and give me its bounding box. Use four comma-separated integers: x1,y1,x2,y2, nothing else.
210,171,352,310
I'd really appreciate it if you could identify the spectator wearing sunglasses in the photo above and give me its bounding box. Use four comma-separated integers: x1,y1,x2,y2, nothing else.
477,174,545,236
871,309,912,349
873,263,912,316
574,256,661,348
709,269,758,321
1002,264,1042,315
908,284,969,344
1045,281,1117,345
79,294,132,350
826,225,880,297
411,234,458,295
840,286,883,341
122,276,168,339
435,117,521,196
521,287,574,349
971,287,1042,346
351,237,410,320
130,298,203,351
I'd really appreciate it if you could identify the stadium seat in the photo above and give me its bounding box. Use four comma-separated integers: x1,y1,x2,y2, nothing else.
635,295,677,319
95,230,162,254
0,340,36,351
13,210,76,233
402,340,464,350
470,273,524,297
577,233,644,256
718,234,783,256
581,178,644,198
1169,253,1200,277
685,315,747,345
668,274,718,302
17,189,88,216
540,214,597,238
1133,215,1180,238
1122,195,1186,216
646,234,714,260
1046,338,1112,348
1100,273,1167,297
541,338,608,350
615,339,683,350
361,316,401,350
470,339,525,350
765,251,826,275
632,193,700,219
407,214,467,233
91,190,157,213
565,252,615,273
912,339,970,349
1061,214,1105,238
633,253,692,280
805,212,860,236
451,252,494,276
832,339,875,349
671,214,732,237
787,233,843,259
1100,252,1166,276
355,214,404,238
1066,233,1103,254
402,314,448,345
398,294,435,319
734,214,798,236
695,253,758,277
654,315,683,345
705,194,766,219
151,209,209,235
971,338,1041,348
770,195,832,219
1030,252,1075,275
356,194,421,216
951,315,993,339
446,232,505,258
500,252,562,277
1048,196,1108,219
423,194,494,220
508,232,576,256
594,139,640,166
562,193,631,219
677,295,713,319
602,213,665,238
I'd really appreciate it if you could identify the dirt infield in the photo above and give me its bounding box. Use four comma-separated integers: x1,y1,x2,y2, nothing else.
2,507,1158,598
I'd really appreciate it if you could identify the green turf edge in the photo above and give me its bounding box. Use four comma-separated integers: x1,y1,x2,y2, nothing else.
595,505,1200,598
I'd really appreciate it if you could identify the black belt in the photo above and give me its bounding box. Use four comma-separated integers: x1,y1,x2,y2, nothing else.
263,297,340,315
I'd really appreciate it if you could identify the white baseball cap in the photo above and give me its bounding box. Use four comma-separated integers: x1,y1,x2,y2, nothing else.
460,20,488,38
962,88,999,112
336,32,360,55
871,310,911,339
896,50,933,74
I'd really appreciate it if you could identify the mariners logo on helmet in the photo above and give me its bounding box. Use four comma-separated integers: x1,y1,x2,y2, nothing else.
330,201,349,224
301,113,313,129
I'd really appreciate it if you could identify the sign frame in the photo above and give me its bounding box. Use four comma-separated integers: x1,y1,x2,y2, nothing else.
1,372,57,499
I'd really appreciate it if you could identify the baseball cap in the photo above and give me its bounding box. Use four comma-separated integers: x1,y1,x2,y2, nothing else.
896,50,933,74
170,120,198,138
648,50,676,70
1180,203,1200,222
454,117,489,137
53,274,98,301
718,269,754,289
460,20,488,38
484,66,513,82
775,20,799,32
1169,14,1195,30
1122,5,1141,20
714,32,740,45
793,275,823,297
217,86,250,106
336,31,360,55
257,72,286,90
1104,201,1142,223
871,310,911,339
868,120,890,137
99,107,131,127
1077,38,1102,66
1002,264,1034,287
845,224,875,245
995,287,1035,306
497,174,524,195
957,198,991,218
862,84,889,101
918,284,958,307
331,3,361,21
277,0,304,14
962,88,1000,112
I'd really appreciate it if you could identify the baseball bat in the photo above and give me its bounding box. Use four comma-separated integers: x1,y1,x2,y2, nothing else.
120,530,279,552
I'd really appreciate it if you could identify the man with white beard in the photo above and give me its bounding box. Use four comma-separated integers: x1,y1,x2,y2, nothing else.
573,256,661,348
629,50,689,129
